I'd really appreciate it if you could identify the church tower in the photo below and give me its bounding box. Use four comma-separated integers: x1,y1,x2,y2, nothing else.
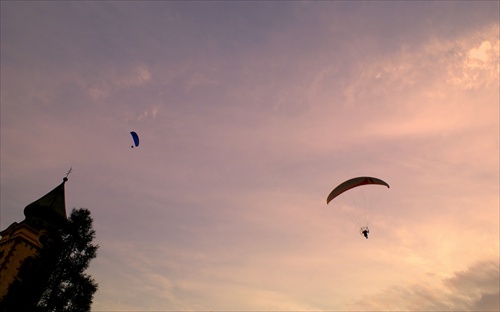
0,177,69,310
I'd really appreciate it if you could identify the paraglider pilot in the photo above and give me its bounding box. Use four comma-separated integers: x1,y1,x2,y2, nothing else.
361,227,369,239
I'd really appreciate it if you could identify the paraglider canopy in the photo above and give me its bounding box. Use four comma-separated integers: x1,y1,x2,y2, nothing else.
326,176,389,205
130,131,139,148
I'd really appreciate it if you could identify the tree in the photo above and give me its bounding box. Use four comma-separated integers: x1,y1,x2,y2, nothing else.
37,208,99,312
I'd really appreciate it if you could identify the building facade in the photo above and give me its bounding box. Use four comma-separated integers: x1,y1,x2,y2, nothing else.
0,178,68,310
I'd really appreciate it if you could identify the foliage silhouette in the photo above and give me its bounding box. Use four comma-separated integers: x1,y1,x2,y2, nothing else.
36,208,98,312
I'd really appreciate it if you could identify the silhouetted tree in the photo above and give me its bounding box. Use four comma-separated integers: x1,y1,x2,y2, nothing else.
37,208,98,312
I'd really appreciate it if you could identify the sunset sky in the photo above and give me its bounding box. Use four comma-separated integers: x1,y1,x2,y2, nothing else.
1,1,499,311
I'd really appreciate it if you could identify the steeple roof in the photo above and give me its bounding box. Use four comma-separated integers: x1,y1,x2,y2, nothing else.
24,177,68,225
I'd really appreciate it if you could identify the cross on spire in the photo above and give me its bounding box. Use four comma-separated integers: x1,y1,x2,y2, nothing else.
64,167,72,182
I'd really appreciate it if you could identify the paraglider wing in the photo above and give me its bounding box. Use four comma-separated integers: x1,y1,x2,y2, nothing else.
326,176,389,204
130,131,139,148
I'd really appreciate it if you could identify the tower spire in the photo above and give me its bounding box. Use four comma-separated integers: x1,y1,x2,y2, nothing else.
23,176,69,227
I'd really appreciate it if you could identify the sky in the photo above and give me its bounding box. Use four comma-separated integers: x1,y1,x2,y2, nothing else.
1,1,499,311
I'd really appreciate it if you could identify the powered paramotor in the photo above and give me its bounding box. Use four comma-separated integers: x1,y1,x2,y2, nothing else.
326,176,389,239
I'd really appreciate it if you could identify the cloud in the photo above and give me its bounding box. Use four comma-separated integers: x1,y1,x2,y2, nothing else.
352,259,500,311
86,64,152,101
135,105,161,121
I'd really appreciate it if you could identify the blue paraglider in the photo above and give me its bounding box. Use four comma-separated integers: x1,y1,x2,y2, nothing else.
130,131,139,148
